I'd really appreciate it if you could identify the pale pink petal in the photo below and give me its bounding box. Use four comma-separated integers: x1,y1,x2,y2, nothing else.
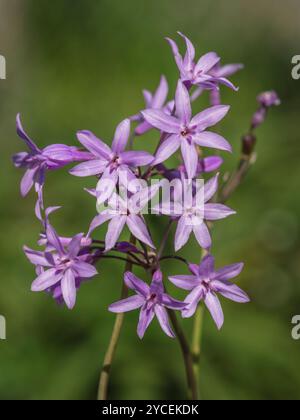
175,216,193,251
141,110,181,134
109,295,145,313
155,305,175,338
193,222,212,249
181,139,198,179
193,131,232,152
204,292,224,330
204,203,236,220
105,216,127,251
61,269,76,309
152,75,168,108
111,119,131,154
69,159,107,177
175,80,192,124
195,52,220,74
190,105,230,131
31,268,62,292
126,215,155,248
76,130,112,160
153,134,181,165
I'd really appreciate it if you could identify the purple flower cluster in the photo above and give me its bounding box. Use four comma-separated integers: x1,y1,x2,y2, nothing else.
13,33,278,337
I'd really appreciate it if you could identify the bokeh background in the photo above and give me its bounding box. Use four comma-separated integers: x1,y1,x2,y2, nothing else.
0,0,299,400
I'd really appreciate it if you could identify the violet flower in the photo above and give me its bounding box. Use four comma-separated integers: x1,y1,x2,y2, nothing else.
154,173,235,251
142,80,231,179
88,184,160,251
131,76,170,136
192,62,244,106
25,224,98,309
70,119,154,203
169,254,250,329
166,32,238,91
109,270,187,339
12,114,92,199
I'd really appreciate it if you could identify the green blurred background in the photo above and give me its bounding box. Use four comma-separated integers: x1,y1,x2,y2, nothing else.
0,0,300,400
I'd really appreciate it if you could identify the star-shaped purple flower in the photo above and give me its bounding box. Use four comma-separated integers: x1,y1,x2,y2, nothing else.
88,184,160,251
70,119,154,203
169,254,250,329
154,174,235,251
166,32,238,91
13,114,92,199
109,270,187,339
25,223,98,309
142,80,231,179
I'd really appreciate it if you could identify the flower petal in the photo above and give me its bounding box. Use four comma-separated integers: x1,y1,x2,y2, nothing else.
152,75,168,108
215,64,244,78
20,168,37,197
161,294,187,310
165,37,183,72
153,134,181,165
109,295,145,313
105,216,127,251
204,203,236,220
120,151,154,167
178,32,195,69
155,305,175,338
77,130,112,160
61,269,76,310
198,254,215,277
193,131,232,152
213,263,244,282
31,268,62,292
111,119,131,154
181,139,198,179
175,80,191,125
203,173,219,203
46,224,64,256
124,272,150,297
69,159,107,177
137,305,155,339
88,212,113,236
74,261,98,278
182,286,204,318
96,168,118,205
68,233,84,258
126,215,155,249
204,292,224,330
175,216,193,251
195,52,220,74
211,280,250,303
193,222,212,249
16,114,40,153
23,246,52,267
141,110,181,134
190,105,230,131
168,275,198,291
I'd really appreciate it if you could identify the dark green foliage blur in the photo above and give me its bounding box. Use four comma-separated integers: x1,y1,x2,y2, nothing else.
0,0,299,400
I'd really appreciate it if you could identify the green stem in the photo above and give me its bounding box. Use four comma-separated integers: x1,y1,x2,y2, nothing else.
168,310,199,400
192,304,204,396
97,239,136,400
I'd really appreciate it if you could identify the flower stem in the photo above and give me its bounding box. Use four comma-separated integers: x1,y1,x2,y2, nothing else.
168,310,199,400
191,304,204,396
97,239,136,400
